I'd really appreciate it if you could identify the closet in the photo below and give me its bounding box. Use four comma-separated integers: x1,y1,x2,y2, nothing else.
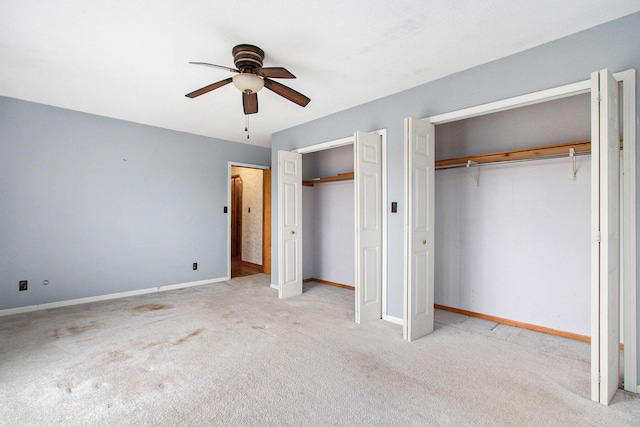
433,93,593,338
301,145,356,290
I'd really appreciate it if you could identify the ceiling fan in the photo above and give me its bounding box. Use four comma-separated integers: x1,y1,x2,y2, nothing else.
185,44,311,115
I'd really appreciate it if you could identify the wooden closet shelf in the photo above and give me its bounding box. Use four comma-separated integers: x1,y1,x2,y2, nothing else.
303,172,354,186
435,139,593,169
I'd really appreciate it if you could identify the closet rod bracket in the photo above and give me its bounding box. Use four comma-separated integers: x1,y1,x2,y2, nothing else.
467,160,480,186
569,148,577,180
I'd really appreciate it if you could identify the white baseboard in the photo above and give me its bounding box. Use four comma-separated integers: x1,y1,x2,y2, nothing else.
159,277,228,292
384,315,404,326
270,283,278,290
0,277,229,317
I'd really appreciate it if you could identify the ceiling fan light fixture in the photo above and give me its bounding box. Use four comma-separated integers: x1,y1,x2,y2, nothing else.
232,73,264,94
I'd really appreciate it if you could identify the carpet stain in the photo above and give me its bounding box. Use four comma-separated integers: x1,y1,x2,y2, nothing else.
143,340,170,350
173,328,204,345
68,324,95,335
49,322,99,339
132,303,172,312
107,350,132,362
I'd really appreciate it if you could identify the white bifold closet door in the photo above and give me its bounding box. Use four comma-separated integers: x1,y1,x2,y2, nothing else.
403,118,435,341
278,131,383,324
355,131,383,324
278,150,303,298
590,69,621,405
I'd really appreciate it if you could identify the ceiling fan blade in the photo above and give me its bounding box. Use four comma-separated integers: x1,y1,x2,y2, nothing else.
185,77,233,98
256,67,296,79
264,78,310,107
189,62,239,73
243,92,258,115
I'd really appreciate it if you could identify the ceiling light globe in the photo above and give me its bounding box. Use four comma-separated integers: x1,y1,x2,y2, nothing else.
232,73,264,94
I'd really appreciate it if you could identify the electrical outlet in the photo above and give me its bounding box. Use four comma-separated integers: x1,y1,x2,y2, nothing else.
19,280,28,291
193,262,198,270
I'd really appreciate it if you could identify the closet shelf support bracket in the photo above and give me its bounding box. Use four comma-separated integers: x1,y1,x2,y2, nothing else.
570,148,577,181
467,160,480,186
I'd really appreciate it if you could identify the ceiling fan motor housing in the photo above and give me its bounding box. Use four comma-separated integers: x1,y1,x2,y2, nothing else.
232,44,264,71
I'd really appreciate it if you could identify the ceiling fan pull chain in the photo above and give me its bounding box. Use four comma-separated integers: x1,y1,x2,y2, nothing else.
245,114,250,139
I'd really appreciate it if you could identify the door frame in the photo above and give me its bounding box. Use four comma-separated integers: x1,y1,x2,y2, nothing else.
419,69,637,394
227,162,270,280
231,174,243,259
293,129,390,322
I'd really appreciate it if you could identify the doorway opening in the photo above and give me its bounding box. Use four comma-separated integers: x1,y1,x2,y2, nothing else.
301,144,355,293
228,163,271,279
406,69,636,402
278,130,388,324
433,93,592,341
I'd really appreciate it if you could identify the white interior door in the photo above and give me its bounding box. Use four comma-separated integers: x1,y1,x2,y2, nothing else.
278,150,303,298
590,69,621,405
354,131,383,323
403,118,435,341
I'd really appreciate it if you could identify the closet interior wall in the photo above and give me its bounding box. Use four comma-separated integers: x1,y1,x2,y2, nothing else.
434,93,592,336
302,145,355,287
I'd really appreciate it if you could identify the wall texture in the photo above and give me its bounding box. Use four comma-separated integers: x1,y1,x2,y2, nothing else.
302,144,354,180
0,97,270,310
307,181,355,287
435,157,591,335
270,12,640,380
435,93,591,159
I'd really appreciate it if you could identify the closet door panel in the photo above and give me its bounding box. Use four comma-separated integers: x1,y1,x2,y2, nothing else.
404,117,435,341
355,131,383,323
590,69,620,405
278,150,303,298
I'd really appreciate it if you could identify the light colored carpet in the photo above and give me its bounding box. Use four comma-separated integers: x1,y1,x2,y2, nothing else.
1,274,639,426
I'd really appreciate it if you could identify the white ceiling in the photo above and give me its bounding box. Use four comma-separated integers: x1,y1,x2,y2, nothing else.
1,1,639,148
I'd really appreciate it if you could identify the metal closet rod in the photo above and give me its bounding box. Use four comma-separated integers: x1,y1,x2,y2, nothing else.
434,139,594,170
435,151,590,170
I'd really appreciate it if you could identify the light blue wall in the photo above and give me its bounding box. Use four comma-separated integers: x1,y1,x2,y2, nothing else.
435,93,590,159
302,144,354,180
0,97,270,310
271,11,640,377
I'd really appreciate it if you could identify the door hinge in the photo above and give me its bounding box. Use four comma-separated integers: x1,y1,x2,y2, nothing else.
598,373,601,384
596,231,601,242
597,91,602,103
